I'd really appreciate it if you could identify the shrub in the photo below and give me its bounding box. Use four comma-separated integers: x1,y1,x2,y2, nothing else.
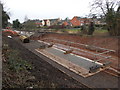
7,50,32,72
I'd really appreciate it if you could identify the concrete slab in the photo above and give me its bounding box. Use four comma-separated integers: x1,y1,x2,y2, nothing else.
35,46,107,77
46,47,100,70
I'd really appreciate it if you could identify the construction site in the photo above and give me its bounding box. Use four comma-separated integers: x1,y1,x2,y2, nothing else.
2,30,120,88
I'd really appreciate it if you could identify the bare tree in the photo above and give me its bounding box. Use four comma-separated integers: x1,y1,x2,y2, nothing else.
90,0,119,15
90,0,120,36
0,1,10,28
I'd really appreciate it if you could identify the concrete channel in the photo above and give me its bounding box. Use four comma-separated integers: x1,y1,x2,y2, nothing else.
13,37,119,88
45,47,101,70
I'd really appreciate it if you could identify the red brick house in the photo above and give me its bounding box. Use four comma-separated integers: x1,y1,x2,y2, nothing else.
70,16,81,26
70,16,91,27
62,21,69,26
62,21,72,26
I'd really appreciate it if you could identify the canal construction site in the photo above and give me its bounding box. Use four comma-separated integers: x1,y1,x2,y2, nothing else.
2,30,119,88
31,32,119,77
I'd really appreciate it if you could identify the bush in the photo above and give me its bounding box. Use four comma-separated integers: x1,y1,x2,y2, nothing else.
7,50,32,72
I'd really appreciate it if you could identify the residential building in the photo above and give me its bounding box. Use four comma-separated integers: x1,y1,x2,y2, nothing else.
70,16,91,27
35,20,45,27
79,18,90,25
94,18,106,25
62,21,72,27
49,18,61,26
70,16,81,26
44,19,50,26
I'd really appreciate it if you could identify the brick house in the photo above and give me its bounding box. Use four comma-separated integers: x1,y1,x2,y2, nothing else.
62,21,72,27
70,16,81,27
70,16,91,27
62,18,72,27
62,21,69,26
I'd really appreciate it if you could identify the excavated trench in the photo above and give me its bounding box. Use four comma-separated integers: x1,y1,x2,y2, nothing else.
30,32,119,70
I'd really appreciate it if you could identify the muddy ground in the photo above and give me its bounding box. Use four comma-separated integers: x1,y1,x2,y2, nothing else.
36,33,119,52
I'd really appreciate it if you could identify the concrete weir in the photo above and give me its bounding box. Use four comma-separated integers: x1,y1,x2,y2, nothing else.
35,45,108,77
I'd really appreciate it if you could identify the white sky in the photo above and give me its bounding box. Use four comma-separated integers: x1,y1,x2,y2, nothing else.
2,0,93,23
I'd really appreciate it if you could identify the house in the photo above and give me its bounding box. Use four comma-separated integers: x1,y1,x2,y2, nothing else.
62,17,72,27
57,21,63,25
94,18,106,25
79,18,90,25
44,19,50,26
70,16,91,27
40,20,45,26
62,20,72,27
62,21,69,26
49,18,61,26
35,21,41,27
70,16,81,27
37,20,45,27
35,20,45,27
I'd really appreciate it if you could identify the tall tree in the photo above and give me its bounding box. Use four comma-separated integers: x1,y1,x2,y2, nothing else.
88,21,95,35
90,0,120,36
13,19,21,29
0,2,10,28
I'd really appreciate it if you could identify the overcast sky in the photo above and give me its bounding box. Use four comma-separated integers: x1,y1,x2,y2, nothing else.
2,0,93,23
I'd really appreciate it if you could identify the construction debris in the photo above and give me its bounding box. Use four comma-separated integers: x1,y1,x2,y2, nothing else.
64,49,73,54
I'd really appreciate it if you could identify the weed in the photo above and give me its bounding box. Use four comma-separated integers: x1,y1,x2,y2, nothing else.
4,48,33,72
